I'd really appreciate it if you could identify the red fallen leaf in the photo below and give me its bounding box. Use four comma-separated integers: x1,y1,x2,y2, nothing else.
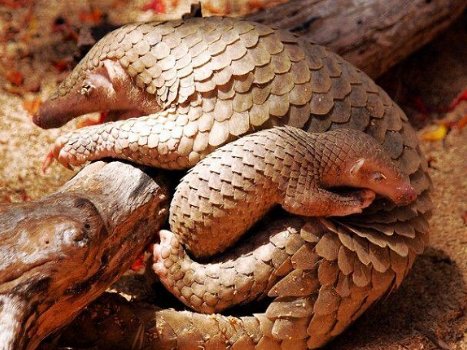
5,70,24,86
19,190,31,202
130,245,153,273
448,89,467,112
454,115,467,130
1,195,12,203
142,0,165,13
52,58,72,72
79,8,103,24
23,97,42,116
0,0,29,9
130,254,145,272
462,211,467,226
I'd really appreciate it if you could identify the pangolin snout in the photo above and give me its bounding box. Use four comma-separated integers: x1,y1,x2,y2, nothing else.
394,183,417,205
33,96,87,129
33,100,68,129
32,108,59,129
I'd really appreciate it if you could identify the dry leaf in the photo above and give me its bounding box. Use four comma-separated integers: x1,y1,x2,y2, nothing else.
142,0,166,13
79,9,103,24
421,124,448,142
5,70,24,86
453,115,467,130
23,98,42,116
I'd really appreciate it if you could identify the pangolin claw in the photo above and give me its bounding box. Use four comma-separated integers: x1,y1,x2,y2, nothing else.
42,137,76,172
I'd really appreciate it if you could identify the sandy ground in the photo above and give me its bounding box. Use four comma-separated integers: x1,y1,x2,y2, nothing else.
0,2,465,349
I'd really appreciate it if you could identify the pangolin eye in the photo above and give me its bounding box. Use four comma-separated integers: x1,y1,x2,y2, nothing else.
371,172,386,182
80,82,94,96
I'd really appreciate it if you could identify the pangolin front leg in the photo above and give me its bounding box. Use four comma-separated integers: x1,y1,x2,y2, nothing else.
45,110,203,170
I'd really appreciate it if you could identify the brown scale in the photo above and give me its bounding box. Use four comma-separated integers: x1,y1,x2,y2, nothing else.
34,17,432,349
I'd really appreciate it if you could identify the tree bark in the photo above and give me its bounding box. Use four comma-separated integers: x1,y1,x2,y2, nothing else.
0,161,169,350
246,0,467,78
80,0,466,79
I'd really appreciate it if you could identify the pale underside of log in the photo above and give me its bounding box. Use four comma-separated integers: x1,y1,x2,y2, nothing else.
0,161,169,350
245,0,467,78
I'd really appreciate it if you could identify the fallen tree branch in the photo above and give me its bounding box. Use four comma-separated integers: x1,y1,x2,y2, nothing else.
78,0,465,79
0,161,169,350
246,0,467,77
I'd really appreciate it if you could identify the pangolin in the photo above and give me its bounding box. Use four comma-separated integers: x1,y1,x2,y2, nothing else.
34,17,432,349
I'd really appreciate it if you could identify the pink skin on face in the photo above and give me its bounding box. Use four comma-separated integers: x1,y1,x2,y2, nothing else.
346,157,417,206
33,60,160,129
35,60,161,172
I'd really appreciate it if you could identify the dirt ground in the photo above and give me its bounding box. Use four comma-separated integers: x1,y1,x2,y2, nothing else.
0,1,465,349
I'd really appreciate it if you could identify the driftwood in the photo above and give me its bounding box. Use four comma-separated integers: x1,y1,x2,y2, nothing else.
0,161,169,350
246,0,467,77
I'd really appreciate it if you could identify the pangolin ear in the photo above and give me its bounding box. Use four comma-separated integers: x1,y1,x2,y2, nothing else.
101,60,129,86
350,158,365,175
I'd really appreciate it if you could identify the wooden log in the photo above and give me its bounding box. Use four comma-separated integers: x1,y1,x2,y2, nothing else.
246,0,467,77
0,161,169,350
78,0,465,79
